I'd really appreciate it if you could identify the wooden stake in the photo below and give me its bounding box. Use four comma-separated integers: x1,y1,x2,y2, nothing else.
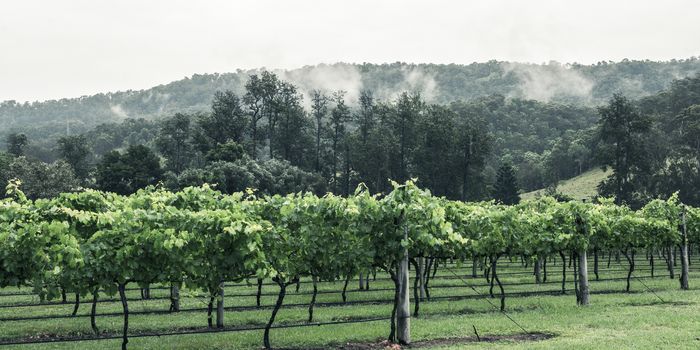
680,207,690,290
397,225,411,345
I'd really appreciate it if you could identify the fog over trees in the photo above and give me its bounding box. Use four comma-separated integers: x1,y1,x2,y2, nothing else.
2,61,700,206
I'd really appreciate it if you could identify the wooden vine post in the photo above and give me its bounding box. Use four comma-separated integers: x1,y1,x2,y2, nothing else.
680,207,690,290
216,282,225,328
397,224,411,345
575,214,590,305
170,285,180,312
578,249,590,305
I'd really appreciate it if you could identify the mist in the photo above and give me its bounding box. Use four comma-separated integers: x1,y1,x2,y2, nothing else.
504,62,594,103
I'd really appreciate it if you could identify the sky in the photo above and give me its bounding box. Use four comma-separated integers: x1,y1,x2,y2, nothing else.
1,0,699,102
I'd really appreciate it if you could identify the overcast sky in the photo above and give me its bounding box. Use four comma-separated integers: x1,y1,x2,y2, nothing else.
1,0,699,102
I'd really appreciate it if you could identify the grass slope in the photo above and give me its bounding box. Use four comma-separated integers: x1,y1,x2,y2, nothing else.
521,168,612,201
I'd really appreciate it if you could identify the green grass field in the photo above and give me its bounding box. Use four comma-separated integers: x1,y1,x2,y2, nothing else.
521,168,612,201
1,255,699,349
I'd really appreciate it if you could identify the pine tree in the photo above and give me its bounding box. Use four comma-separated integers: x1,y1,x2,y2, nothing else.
494,162,520,205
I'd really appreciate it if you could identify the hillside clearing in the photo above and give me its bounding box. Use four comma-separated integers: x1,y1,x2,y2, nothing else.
521,168,612,201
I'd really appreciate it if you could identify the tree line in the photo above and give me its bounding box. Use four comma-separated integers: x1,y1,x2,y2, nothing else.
1,71,497,201
3,59,699,141
1,72,700,207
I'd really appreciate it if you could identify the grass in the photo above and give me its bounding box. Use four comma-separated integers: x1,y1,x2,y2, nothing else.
1,255,700,349
521,168,612,201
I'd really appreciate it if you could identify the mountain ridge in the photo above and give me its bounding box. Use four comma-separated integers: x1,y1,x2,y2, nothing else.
2,59,700,137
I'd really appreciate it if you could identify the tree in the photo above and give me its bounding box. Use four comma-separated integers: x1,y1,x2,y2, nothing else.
595,93,652,205
392,93,423,182
412,104,460,198
518,151,548,191
56,135,91,180
195,91,247,157
6,133,28,157
156,113,193,173
165,156,325,195
450,101,492,201
493,162,520,205
650,156,700,206
329,91,351,194
350,90,389,193
95,151,129,194
650,105,700,206
96,145,162,194
261,72,281,159
310,90,329,172
676,105,700,162
243,72,279,159
357,90,375,145
271,82,311,166
124,145,163,190
0,157,79,199
261,159,326,195
205,141,245,163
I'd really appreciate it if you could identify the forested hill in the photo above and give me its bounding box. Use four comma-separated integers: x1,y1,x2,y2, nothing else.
2,59,700,139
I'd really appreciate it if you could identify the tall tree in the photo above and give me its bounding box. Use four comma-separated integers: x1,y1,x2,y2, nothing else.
357,90,375,145
197,91,246,153
157,113,193,174
595,93,652,205
329,91,351,194
493,161,520,205
310,90,329,172
243,71,279,159
262,72,281,159
649,104,700,206
6,133,28,157
392,92,423,182
413,105,460,198
271,82,310,166
450,101,492,201
56,135,91,180
351,90,387,193
676,105,700,163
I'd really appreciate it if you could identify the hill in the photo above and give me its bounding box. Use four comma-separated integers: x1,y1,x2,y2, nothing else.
2,59,700,142
521,167,612,201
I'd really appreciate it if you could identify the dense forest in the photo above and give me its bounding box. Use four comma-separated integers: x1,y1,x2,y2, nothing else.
1,59,700,207
3,59,700,144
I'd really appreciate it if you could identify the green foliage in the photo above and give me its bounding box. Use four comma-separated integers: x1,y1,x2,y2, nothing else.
56,135,91,180
598,75,700,207
1,179,698,349
87,118,160,157
5,66,700,208
3,60,699,144
205,140,245,163
0,157,79,199
165,157,325,196
96,145,162,195
494,162,520,205
595,93,653,207
5,133,28,157
194,91,247,156
156,113,194,173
